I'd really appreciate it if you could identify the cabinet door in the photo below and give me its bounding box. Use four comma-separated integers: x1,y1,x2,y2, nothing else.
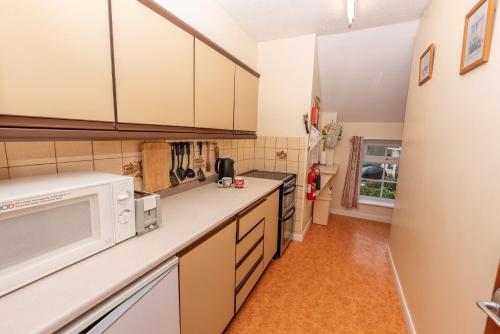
179,221,236,334
263,190,280,268
194,39,235,130
0,0,114,122
112,0,194,127
234,66,259,131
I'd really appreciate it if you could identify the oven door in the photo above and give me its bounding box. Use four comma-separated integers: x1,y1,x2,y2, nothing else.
282,179,296,213
0,185,115,296
279,206,295,256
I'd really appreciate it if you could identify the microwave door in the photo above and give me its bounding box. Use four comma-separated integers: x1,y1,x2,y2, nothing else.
0,185,114,296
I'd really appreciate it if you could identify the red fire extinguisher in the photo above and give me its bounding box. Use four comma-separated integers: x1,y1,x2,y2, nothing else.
307,168,317,201
311,106,318,127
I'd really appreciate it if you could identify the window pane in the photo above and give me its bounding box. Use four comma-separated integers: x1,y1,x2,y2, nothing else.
360,180,382,198
382,182,397,199
383,163,398,182
362,163,383,180
366,144,386,156
386,147,401,158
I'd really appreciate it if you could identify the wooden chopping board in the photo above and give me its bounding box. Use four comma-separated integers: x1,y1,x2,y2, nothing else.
142,142,169,192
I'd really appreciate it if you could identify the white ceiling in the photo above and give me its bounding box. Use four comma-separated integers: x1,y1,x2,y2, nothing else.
318,20,419,122
213,0,428,42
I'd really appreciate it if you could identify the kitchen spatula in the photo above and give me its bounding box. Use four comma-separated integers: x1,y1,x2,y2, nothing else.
205,141,211,172
197,142,206,182
169,144,179,187
176,143,186,181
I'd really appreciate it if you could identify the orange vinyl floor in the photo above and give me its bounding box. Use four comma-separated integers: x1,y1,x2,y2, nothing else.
226,214,407,334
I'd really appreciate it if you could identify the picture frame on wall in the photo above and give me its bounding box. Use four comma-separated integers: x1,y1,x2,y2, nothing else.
460,0,496,75
419,44,436,85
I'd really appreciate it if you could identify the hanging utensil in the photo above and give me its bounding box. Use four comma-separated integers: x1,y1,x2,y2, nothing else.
194,141,205,165
169,144,179,187
205,141,211,172
214,142,220,160
196,142,206,182
176,143,186,181
184,142,196,179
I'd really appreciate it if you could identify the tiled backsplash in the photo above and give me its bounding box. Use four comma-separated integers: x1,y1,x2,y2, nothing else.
0,136,312,238
0,139,255,191
254,136,310,235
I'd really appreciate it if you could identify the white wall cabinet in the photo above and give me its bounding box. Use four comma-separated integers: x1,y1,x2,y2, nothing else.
112,0,194,127
0,1,259,134
234,66,259,131
194,39,235,130
0,0,115,122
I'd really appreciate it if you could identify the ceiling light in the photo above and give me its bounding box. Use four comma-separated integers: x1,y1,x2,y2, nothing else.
346,0,356,28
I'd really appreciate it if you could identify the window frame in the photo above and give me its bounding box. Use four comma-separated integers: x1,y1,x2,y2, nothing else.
359,140,401,207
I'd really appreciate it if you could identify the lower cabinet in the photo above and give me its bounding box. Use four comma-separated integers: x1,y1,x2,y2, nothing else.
179,221,236,334
263,190,279,268
178,190,280,333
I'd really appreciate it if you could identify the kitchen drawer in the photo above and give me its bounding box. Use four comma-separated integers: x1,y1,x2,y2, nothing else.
238,200,266,240
235,259,264,312
236,240,263,287
236,220,264,263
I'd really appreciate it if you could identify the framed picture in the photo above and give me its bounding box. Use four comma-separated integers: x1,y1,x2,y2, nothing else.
460,0,496,75
419,44,436,85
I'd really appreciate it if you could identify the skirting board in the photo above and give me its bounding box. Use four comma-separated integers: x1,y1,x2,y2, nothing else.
330,208,392,224
292,217,313,241
387,246,417,334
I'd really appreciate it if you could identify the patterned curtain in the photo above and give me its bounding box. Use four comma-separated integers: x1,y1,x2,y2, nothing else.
342,136,364,208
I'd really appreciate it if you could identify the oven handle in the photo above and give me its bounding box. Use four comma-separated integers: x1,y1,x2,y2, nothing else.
282,207,296,222
283,185,296,196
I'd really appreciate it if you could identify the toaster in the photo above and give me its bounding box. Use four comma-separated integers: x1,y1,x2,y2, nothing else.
134,191,162,235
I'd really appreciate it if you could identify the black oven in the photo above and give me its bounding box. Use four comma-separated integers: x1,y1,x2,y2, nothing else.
278,175,296,256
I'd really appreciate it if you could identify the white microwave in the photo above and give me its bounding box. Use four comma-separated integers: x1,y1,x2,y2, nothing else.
0,172,136,296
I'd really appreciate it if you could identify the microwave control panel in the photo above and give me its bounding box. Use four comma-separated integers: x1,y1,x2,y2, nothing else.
112,179,136,242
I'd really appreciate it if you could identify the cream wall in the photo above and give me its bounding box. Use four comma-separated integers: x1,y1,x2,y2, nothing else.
256,34,317,137
154,0,257,68
256,34,319,239
330,122,404,222
312,41,321,104
390,0,500,333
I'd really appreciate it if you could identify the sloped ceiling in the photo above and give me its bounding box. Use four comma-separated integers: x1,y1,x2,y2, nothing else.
213,0,427,42
318,21,419,122
212,0,426,122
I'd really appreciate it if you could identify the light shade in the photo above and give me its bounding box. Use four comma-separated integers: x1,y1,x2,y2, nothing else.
346,0,355,27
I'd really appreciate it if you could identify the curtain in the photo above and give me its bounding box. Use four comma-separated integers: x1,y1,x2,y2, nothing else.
342,136,364,208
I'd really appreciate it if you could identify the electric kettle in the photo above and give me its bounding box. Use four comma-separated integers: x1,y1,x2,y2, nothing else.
215,158,235,181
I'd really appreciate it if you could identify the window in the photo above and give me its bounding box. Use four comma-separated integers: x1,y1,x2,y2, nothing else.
359,140,401,207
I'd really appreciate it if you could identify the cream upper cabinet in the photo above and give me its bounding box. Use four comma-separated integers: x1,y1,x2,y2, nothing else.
0,0,114,122
179,221,236,334
234,66,259,131
112,0,194,127
194,39,235,130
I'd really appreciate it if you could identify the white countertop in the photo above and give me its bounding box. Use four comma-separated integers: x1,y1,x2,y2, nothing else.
318,163,339,175
0,178,282,334
317,164,339,193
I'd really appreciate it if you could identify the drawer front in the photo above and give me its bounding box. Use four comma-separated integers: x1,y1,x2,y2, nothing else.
236,221,264,263
236,240,263,287
236,259,264,312
238,201,266,240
